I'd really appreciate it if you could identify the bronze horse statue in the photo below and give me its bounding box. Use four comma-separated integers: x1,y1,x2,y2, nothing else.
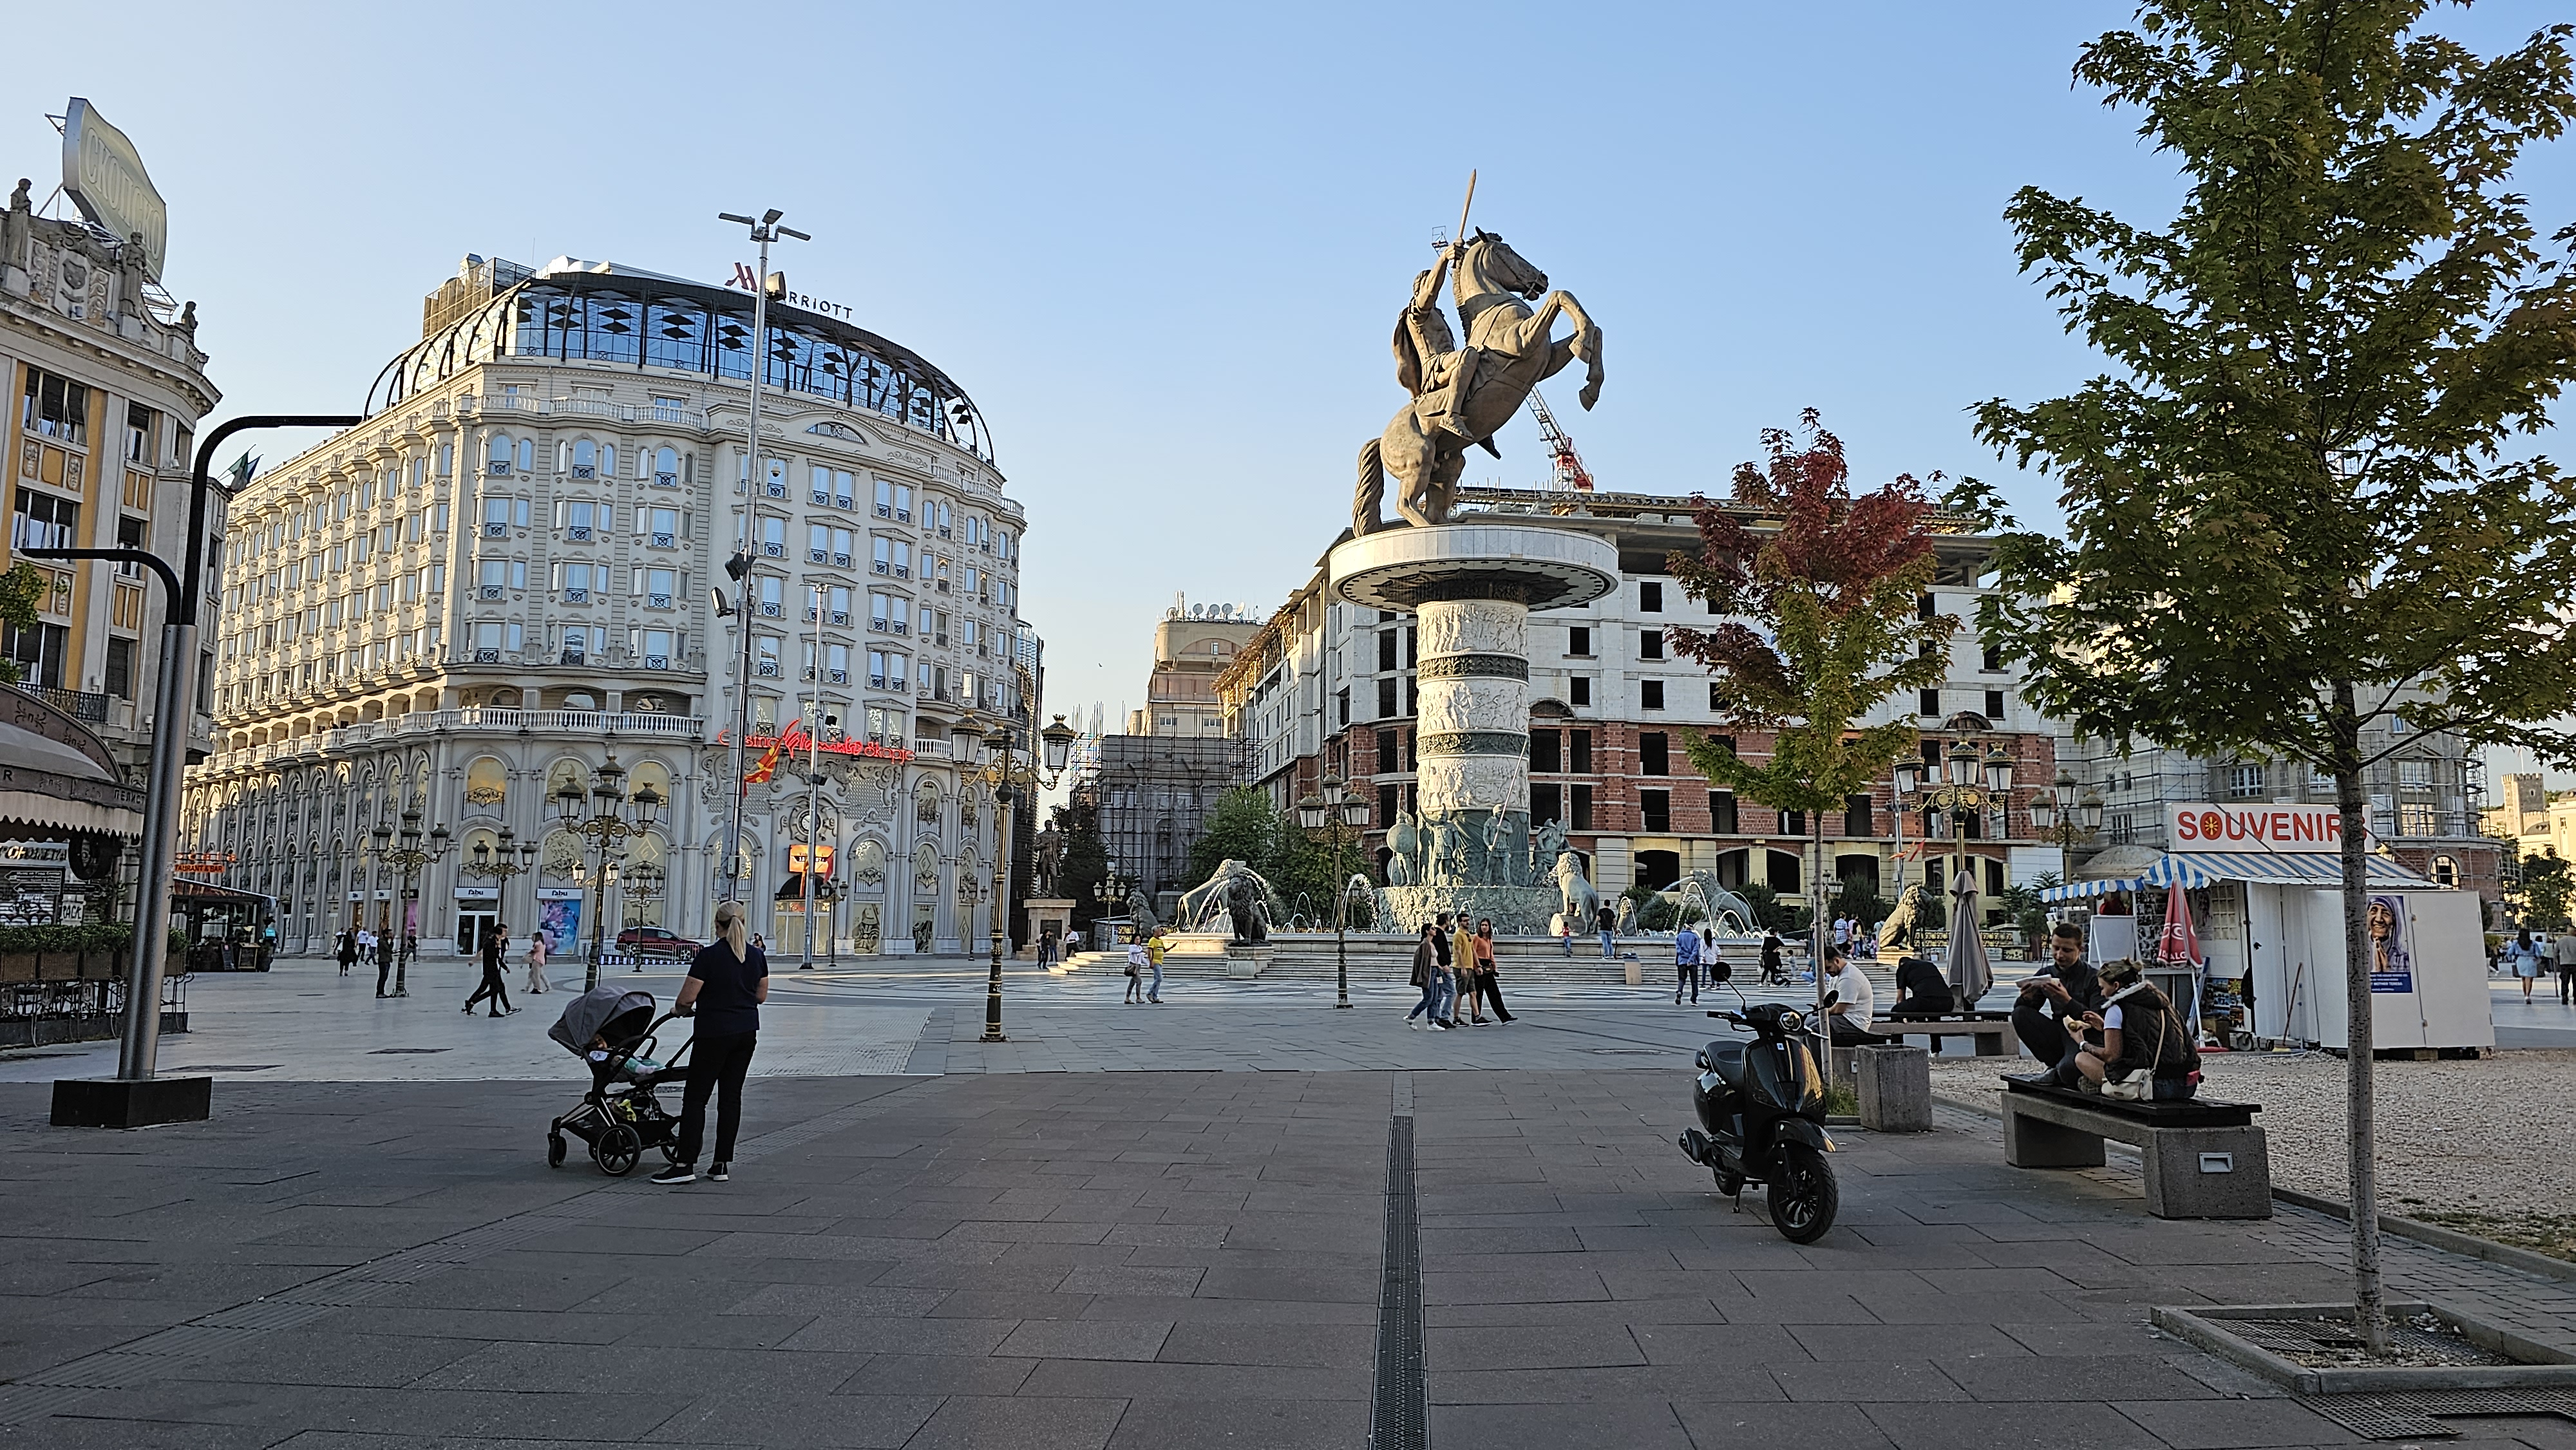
1354,229,1604,534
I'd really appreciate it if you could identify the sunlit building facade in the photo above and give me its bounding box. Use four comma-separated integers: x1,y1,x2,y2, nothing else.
180,255,1031,957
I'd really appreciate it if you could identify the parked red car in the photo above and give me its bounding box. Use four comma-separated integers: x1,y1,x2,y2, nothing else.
614,926,702,960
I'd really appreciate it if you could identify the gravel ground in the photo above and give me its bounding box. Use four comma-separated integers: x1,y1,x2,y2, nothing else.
1927,1048,2576,1218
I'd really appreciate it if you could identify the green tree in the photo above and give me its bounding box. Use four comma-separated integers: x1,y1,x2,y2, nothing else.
0,563,45,686
1051,796,1109,930
1957,3,2576,1351
2524,849,2573,932
1671,411,1960,1001
1184,787,1283,889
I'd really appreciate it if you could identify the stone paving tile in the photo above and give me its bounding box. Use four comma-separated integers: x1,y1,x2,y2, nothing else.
647,1389,944,1447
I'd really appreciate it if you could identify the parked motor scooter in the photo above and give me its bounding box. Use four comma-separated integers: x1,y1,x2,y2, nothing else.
1677,994,1839,1243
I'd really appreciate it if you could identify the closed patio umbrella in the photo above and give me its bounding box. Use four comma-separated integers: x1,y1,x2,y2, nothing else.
1946,869,1994,1010
2155,884,2205,1031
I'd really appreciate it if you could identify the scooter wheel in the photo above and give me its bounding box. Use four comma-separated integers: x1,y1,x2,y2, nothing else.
1767,1145,1839,1244
546,1134,567,1169
2230,1031,2257,1053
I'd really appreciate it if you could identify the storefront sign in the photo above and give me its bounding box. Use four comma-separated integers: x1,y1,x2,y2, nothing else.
789,843,835,874
453,887,500,902
2367,893,2414,993
61,99,166,281
2168,802,2342,852
0,841,71,864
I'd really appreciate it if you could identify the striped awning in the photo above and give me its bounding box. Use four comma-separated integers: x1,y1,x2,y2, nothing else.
2040,876,2142,904
2144,852,2432,890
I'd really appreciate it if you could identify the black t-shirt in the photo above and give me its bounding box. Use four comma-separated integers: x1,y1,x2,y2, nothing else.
687,941,768,1037
1893,956,1951,1003
1596,907,1616,932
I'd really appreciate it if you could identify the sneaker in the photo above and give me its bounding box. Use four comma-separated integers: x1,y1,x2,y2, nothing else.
708,1162,731,1182
650,1163,696,1185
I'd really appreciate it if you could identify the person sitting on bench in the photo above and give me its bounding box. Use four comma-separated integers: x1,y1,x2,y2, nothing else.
1886,954,1957,1053
1821,943,1875,1047
2014,922,2103,1086
2068,959,2201,1101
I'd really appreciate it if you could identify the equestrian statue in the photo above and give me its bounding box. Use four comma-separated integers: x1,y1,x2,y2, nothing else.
1354,173,1606,536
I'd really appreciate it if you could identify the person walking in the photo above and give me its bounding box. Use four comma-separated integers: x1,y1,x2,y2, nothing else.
524,928,550,995
2508,928,2546,1003
1406,923,1447,1029
1144,927,1168,1004
1123,940,1146,1003
1448,915,1482,1024
1596,903,1618,960
372,930,394,997
464,925,515,1017
1674,923,1703,1006
1759,930,1784,986
2556,928,2576,1006
1701,926,1728,987
336,928,357,978
1037,925,1059,970
1472,919,1514,1023
654,900,768,1185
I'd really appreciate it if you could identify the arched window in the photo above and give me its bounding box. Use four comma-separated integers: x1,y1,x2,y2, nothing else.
2432,855,2459,888
628,760,673,807
654,446,679,488
913,842,942,896
487,433,514,475
464,756,508,807
565,438,598,478
849,840,887,893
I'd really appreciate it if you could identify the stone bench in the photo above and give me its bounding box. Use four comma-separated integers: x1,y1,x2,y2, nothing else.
2001,1078,2270,1219
1869,1011,2014,1056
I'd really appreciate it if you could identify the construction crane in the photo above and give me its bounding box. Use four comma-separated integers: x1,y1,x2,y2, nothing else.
1526,388,1595,494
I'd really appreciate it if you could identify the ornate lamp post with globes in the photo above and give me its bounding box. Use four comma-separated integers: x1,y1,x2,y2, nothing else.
462,827,542,946
367,809,451,998
552,753,662,991
1295,773,1375,1009
2026,768,2105,887
961,706,1079,1043
1892,715,2022,945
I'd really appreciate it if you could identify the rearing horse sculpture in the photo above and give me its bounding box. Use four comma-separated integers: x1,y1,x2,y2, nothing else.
1354,229,1604,535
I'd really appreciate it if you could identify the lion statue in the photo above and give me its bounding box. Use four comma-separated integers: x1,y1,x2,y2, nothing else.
1881,882,1925,950
1551,851,1601,932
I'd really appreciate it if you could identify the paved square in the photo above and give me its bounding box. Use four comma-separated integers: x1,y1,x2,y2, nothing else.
4,958,2574,1447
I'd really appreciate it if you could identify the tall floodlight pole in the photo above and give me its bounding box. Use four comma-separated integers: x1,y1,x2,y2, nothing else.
717,209,808,909
37,413,360,1127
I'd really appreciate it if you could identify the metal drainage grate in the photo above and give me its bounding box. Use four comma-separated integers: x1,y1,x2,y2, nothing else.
1369,1113,1425,1450
2297,1389,2576,1440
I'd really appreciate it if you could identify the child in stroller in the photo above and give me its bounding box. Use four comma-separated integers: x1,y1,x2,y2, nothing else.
545,986,696,1176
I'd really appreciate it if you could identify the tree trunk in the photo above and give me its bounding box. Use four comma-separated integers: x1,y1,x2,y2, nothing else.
1813,810,1830,1074
2332,681,2389,1355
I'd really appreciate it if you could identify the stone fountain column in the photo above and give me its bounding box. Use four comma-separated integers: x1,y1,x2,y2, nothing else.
1329,522,1618,933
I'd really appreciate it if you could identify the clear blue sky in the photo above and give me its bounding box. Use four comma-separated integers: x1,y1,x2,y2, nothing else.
21,1,2574,754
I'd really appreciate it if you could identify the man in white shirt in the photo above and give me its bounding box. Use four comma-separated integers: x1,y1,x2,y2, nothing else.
1821,943,1875,1048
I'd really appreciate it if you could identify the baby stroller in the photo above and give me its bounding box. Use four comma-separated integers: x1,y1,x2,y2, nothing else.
545,986,693,1176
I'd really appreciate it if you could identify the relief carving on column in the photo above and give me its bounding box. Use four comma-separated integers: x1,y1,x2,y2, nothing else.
1414,599,1527,658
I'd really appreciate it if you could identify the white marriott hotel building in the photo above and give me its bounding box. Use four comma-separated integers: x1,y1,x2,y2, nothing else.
181,254,1031,959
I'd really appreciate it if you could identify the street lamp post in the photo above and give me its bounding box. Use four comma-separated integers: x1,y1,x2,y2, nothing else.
715,207,808,908
462,827,542,949
367,809,452,998
35,412,361,1124
962,707,1079,1043
553,753,662,991
1295,773,1376,1008
1892,715,2022,952
2025,767,2106,887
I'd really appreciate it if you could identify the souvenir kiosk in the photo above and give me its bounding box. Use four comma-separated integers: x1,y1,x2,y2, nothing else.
2045,804,2492,1053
